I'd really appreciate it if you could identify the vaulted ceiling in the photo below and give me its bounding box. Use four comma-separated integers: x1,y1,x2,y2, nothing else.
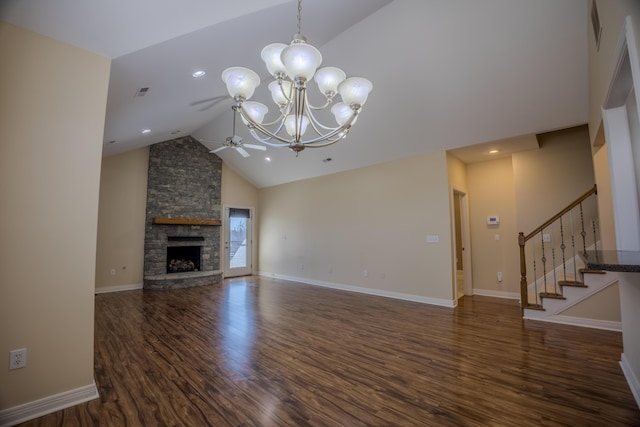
1,0,588,188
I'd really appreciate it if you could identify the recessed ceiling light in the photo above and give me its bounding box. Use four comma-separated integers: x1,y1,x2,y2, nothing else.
265,157,271,162
192,70,206,78
142,129,151,134
489,149,499,154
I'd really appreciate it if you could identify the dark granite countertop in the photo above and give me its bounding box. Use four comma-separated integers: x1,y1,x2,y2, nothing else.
584,250,640,272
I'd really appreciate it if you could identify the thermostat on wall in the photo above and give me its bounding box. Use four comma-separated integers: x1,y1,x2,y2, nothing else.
487,216,500,225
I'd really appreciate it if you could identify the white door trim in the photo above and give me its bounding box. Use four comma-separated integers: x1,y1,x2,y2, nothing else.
602,16,640,251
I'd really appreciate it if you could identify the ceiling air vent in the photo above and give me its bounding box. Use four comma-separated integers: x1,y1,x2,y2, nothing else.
134,87,150,97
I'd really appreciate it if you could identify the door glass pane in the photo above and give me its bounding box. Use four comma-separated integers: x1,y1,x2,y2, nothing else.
229,209,249,269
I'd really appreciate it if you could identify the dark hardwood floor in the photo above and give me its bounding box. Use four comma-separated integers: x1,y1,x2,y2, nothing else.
20,276,640,426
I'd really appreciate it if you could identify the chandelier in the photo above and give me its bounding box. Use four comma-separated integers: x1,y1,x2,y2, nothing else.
221,0,373,154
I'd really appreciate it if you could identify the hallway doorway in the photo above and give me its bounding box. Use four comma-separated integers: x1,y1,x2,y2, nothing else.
452,188,472,299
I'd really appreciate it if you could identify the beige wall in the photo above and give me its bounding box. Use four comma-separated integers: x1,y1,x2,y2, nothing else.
466,156,520,296
0,23,110,409
592,125,617,250
95,148,149,290
258,151,455,303
512,126,595,234
588,1,640,143
221,163,260,272
446,154,469,283
222,163,259,207
561,283,621,321
447,154,468,191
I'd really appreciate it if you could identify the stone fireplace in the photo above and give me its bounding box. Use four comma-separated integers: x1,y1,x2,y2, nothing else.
143,136,223,290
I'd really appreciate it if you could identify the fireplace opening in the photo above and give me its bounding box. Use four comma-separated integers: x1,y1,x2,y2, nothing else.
167,246,201,273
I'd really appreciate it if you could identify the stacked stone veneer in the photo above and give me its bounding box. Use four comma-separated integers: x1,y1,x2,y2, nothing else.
143,136,223,290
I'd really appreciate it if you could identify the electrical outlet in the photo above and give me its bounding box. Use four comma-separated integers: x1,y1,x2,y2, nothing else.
9,348,27,370
110,268,116,276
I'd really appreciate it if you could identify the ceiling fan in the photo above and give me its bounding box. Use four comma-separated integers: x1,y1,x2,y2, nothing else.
203,108,267,158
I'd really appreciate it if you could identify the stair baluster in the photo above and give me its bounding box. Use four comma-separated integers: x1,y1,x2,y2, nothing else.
570,210,578,283
560,216,568,283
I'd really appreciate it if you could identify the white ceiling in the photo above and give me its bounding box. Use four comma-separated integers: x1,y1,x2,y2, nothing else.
1,0,589,188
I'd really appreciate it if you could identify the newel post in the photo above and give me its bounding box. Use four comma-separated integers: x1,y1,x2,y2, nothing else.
518,232,528,309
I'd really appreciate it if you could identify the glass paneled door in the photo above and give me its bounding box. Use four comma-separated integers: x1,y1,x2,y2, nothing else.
225,207,252,277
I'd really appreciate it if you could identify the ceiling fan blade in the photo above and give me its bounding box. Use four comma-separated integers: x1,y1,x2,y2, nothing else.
190,95,229,111
189,95,227,106
243,143,267,151
236,147,250,158
210,146,227,154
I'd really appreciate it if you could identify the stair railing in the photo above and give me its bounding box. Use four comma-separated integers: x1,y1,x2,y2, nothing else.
518,185,598,310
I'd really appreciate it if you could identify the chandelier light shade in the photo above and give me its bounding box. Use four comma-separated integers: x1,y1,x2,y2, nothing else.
221,0,372,154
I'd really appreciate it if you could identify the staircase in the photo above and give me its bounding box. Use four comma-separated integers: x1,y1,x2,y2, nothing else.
518,185,621,330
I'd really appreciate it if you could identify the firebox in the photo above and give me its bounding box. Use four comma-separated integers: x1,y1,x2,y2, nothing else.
166,245,201,273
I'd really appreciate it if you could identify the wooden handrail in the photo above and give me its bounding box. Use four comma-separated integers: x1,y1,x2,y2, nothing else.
523,184,597,242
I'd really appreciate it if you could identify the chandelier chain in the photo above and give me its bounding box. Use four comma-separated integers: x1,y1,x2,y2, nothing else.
297,0,302,35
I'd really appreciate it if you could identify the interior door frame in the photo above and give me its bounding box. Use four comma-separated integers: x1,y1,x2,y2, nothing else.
222,205,255,278
602,16,640,251
451,186,473,298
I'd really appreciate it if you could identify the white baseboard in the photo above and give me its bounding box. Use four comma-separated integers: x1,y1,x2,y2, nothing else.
620,353,640,409
258,271,456,308
524,314,622,332
95,283,143,294
0,380,99,427
473,288,520,300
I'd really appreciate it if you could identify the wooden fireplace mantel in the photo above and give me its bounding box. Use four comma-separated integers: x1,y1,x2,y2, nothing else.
152,217,221,226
